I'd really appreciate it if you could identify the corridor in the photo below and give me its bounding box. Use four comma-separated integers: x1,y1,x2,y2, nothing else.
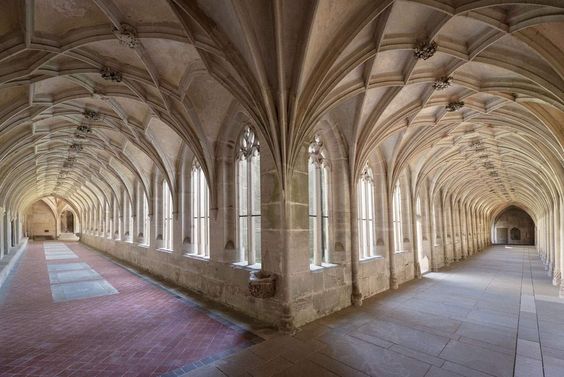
185,245,564,377
2,243,564,376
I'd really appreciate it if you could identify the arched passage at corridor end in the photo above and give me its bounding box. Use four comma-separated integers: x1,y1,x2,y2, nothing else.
492,206,535,245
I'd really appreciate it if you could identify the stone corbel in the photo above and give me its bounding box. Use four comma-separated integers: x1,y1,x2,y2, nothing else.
248,270,276,299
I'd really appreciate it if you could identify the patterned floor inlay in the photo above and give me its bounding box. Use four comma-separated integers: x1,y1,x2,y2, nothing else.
44,244,119,302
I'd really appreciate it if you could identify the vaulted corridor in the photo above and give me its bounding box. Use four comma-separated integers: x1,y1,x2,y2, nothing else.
0,0,563,376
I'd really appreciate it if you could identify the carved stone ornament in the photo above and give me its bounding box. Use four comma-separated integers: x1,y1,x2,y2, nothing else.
248,270,276,298
83,109,100,120
308,135,325,167
432,76,452,90
100,66,123,82
445,101,464,112
112,23,139,48
360,164,373,183
483,161,494,169
414,40,437,60
238,126,260,160
69,143,83,153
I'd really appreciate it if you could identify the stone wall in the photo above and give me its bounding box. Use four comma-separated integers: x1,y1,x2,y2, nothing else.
28,201,56,239
81,234,353,328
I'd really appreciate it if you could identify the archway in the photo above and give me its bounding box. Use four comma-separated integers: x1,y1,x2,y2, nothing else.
492,206,535,245
60,210,74,233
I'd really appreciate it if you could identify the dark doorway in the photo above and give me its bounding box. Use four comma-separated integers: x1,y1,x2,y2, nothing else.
61,210,74,233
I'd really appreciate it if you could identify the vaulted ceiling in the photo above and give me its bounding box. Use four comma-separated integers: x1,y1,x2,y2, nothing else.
0,0,562,220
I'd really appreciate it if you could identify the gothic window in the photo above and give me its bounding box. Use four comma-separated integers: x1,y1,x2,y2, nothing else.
162,180,173,250
143,193,150,245
393,181,403,253
191,160,210,257
358,165,376,259
308,135,330,266
237,126,261,266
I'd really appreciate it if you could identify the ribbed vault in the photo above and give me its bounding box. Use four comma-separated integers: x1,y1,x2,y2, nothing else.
0,0,562,236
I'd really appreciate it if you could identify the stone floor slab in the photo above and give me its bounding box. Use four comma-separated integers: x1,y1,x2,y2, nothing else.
48,268,102,284
50,278,119,302
46,262,91,271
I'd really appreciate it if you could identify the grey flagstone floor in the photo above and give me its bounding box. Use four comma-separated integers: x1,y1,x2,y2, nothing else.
179,245,564,377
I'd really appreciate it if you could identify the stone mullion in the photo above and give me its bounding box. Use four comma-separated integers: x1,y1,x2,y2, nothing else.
155,179,164,249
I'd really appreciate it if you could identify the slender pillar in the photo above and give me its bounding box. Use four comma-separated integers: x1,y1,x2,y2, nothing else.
387,185,399,289
553,197,561,286
0,207,4,259
449,195,457,261
440,190,449,266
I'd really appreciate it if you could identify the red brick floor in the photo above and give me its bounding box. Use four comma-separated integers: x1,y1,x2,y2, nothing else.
0,242,255,377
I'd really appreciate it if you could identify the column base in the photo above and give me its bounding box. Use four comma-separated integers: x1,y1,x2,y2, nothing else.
553,271,561,287
414,263,422,279
279,304,296,334
390,276,399,290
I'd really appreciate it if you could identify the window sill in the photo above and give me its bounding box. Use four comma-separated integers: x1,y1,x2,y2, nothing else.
310,262,338,271
137,244,149,249
394,250,410,255
360,255,384,262
157,248,173,254
184,253,210,261
233,261,261,270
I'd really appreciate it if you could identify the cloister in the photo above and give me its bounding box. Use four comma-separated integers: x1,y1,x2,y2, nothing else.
0,1,562,376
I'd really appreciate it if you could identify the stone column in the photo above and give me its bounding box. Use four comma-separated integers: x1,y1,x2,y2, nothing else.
131,182,138,243
559,195,564,297
113,195,120,240
553,197,561,286
387,185,399,289
173,211,183,256
440,190,449,266
119,189,127,241
0,207,4,259
472,208,478,253
123,193,131,242
411,193,421,279
135,182,145,243
459,202,466,259
449,195,457,261
350,176,362,304
430,194,441,271
5,210,12,250
423,183,434,271
547,207,553,274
